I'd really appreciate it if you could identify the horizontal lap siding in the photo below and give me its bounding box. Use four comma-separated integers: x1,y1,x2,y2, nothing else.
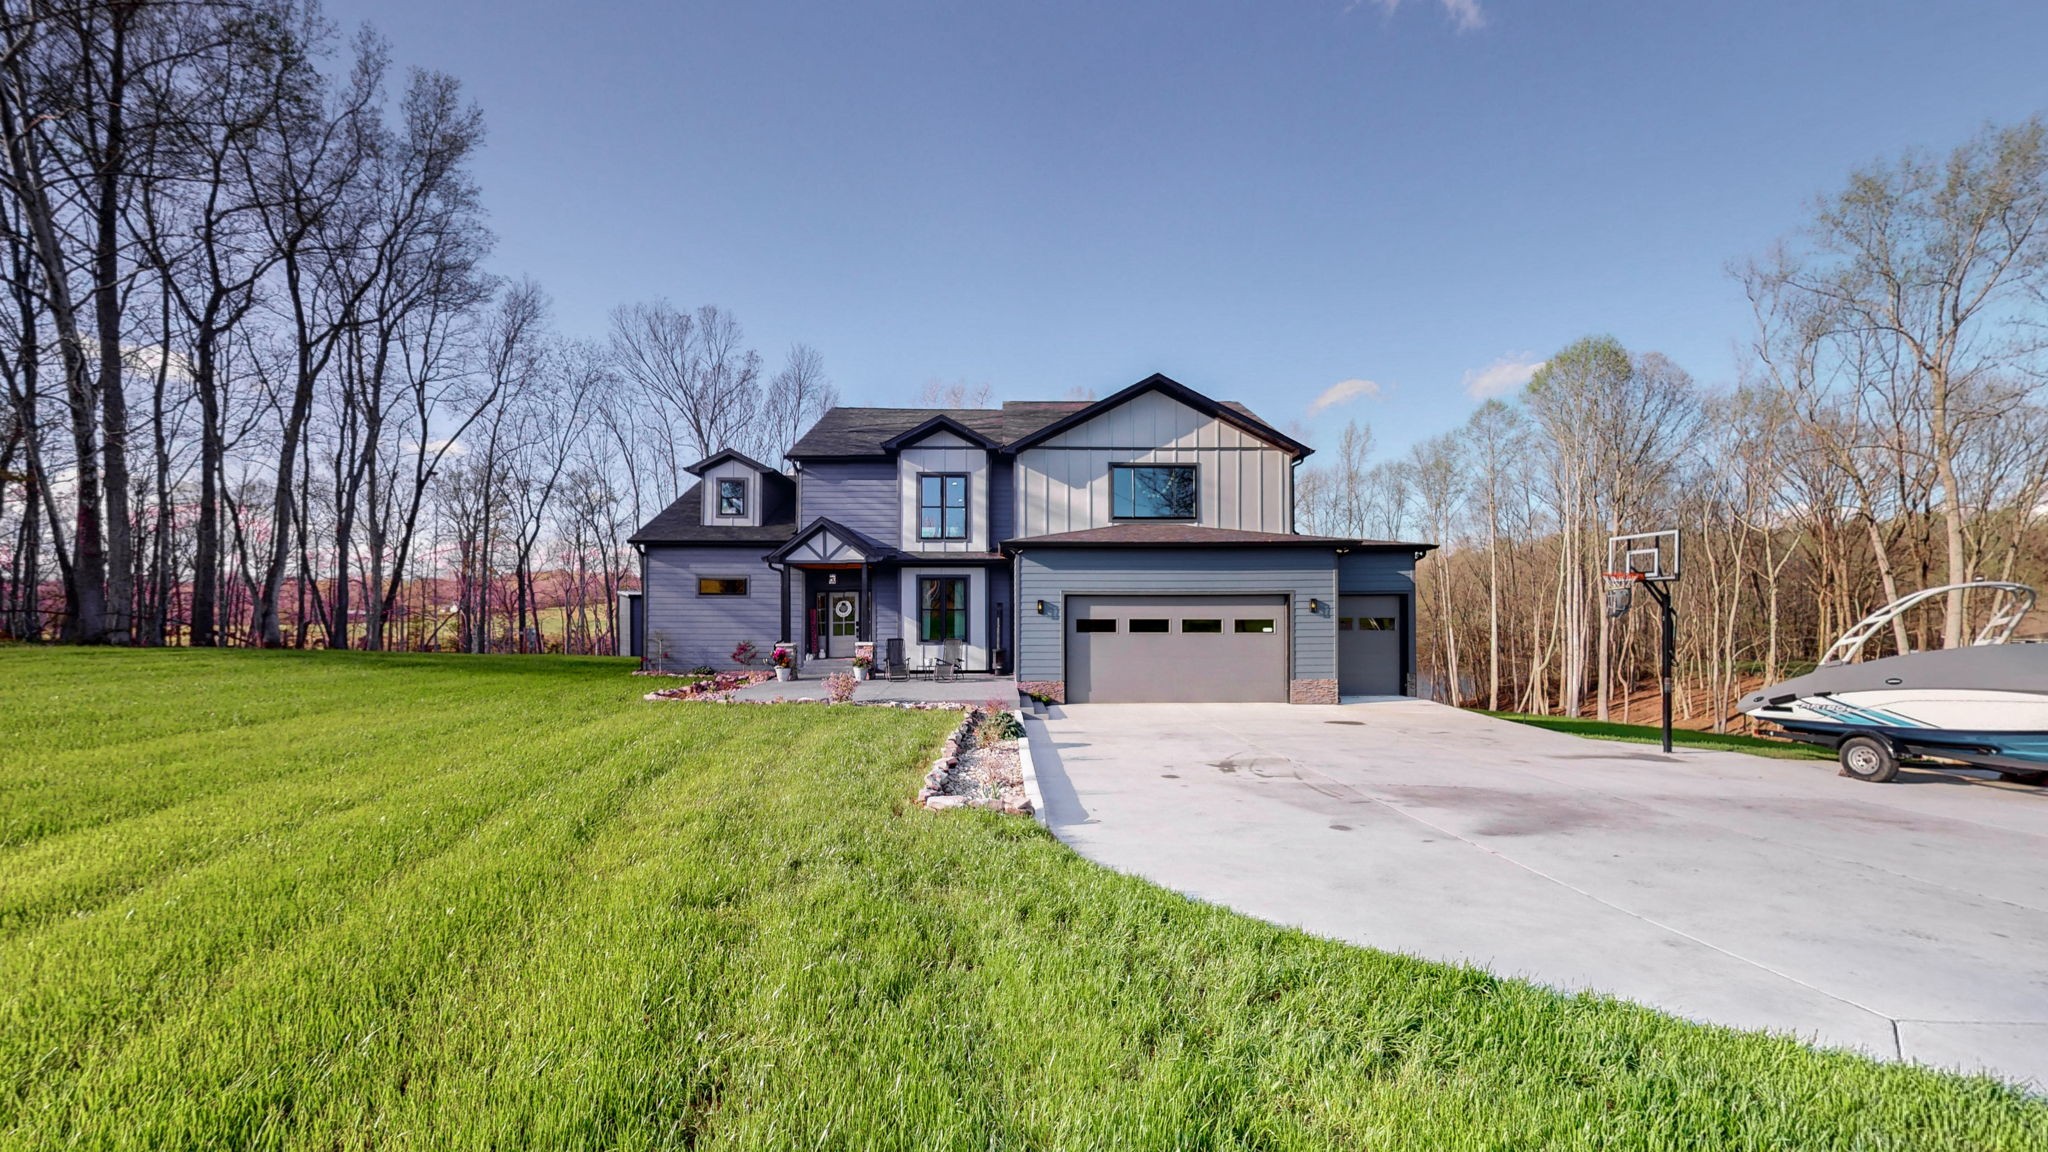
643,546,782,670
1338,551,1417,594
1015,548,1339,682
799,461,898,542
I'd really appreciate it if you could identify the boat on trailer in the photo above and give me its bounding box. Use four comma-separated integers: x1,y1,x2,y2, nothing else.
1737,582,2048,783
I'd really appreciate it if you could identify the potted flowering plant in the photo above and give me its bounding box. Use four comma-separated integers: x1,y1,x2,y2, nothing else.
771,646,794,681
850,654,872,681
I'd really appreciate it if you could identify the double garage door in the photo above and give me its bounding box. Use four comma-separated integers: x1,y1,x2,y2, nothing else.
1063,592,1407,703
1065,594,1289,703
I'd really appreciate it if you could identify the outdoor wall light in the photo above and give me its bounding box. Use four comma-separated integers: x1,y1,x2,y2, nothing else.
1035,600,1048,615
1309,598,1323,613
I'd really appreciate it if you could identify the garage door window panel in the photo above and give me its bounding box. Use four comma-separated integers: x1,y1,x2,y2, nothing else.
1128,618,1170,633
1075,619,1116,633
1235,619,1276,633
1182,619,1222,633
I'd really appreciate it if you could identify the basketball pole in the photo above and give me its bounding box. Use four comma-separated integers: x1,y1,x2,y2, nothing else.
1643,580,1675,753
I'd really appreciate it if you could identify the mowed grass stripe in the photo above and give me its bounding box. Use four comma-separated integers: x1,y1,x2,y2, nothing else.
0,648,526,757
23,707,737,1148
0,707,668,1118
65,706,953,1151
0,691,638,936
0,656,625,848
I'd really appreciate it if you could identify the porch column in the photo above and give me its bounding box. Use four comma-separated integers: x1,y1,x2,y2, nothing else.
779,564,791,644
859,562,871,642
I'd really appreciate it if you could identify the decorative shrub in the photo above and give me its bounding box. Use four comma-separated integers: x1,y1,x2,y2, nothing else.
976,707,1025,747
731,640,759,666
823,672,858,703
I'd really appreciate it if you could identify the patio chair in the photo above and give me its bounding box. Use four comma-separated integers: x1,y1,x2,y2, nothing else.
884,638,907,681
935,638,963,682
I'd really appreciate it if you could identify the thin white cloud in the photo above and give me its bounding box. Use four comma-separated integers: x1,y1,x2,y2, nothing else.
1308,378,1382,413
1462,354,1544,400
1353,0,1487,32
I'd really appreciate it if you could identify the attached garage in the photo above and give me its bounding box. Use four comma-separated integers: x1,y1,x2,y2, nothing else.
1337,594,1403,696
1066,593,1289,703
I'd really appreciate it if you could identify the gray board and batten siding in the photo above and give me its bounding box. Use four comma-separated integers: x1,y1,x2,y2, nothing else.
1013,390,1296,537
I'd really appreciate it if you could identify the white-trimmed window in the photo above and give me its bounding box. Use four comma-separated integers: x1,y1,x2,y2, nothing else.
716,478,747,517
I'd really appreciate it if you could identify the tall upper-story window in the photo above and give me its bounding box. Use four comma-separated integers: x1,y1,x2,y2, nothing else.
1111,464,1197,520
918,474,968,540
716,478,747,517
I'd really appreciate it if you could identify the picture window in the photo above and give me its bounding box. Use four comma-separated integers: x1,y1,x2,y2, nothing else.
1110,464,1197,520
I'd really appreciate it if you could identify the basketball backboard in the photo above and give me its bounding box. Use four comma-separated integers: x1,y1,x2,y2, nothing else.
1607,529,1679,583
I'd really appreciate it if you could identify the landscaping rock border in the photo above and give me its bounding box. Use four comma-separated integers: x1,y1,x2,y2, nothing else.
916,707,1032,817
641,685,1030,816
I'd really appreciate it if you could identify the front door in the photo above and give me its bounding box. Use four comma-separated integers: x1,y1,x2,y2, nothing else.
827,591,860,658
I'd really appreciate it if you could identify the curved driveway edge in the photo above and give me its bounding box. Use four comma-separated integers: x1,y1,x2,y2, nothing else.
1024,699,2048,1089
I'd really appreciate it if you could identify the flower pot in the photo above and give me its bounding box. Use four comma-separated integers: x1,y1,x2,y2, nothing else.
775,667,792,682
853,668,869,681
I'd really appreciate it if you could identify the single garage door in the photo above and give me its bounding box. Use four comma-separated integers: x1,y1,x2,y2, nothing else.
1066,594,1288,703
1338,594,1402,696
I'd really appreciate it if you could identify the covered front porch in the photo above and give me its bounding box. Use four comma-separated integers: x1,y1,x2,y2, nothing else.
767,518,1012,675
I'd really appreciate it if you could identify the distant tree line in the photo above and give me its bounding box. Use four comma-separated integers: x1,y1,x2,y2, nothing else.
1297,118,2048,727
0,0,834,651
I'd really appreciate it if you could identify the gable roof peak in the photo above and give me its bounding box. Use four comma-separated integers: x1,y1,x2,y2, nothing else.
878,413,1004,452
685,447,782,477
1002,373,1310,459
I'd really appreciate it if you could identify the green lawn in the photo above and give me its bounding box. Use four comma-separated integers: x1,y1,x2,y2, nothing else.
1484,711,1838,761
1,650,2040,1149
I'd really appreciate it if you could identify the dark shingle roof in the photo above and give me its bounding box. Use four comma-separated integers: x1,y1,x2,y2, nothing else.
1004,525,1433,550
628,476,798,545
784,379,1299,462
786,403,1087,460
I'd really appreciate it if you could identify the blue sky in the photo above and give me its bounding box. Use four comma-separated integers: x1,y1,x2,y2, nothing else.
324,0,2048,455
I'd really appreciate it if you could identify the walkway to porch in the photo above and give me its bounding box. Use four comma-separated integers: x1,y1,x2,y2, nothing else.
728,662,1017,705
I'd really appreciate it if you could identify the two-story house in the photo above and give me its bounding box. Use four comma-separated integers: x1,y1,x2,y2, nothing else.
625,374,1432,703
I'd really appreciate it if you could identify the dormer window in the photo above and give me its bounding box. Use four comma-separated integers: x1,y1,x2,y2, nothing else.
716,478,747,517
918,474,968,540
1111,464,1196,520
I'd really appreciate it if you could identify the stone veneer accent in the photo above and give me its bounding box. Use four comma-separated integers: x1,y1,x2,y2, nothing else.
1289,678,1338,705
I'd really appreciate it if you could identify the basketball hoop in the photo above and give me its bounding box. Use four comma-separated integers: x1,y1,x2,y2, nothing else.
1603,571,1642,619
1607,528,1681,753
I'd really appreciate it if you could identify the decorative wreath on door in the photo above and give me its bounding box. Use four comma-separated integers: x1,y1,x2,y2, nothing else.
833,599,854,619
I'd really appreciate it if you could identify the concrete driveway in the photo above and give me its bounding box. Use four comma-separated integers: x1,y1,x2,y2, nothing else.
1026,698,2048,1088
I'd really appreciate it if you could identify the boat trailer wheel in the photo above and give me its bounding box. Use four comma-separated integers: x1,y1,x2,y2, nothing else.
1837,735,1900,784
